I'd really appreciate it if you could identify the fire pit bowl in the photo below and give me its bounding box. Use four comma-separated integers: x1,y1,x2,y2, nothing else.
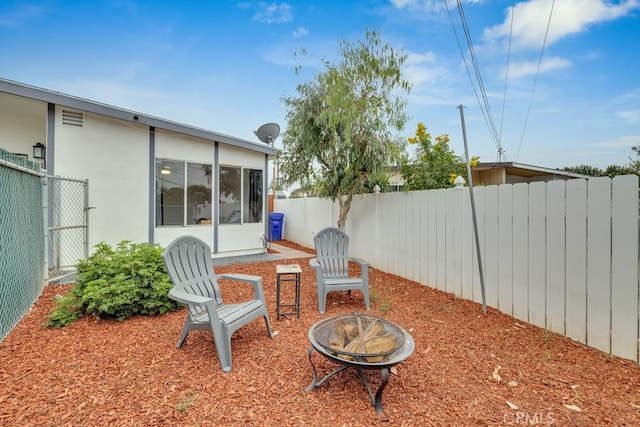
312,314,405,363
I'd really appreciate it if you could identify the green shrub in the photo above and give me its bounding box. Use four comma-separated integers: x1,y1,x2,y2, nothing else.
45,240,179,327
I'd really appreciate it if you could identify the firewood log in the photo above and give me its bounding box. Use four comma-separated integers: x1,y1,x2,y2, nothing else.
329,319,347,350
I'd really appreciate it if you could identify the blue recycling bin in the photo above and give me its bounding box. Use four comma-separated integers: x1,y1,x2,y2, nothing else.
269,212,285,241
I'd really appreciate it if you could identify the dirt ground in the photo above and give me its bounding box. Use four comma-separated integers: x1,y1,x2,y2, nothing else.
1,240,639,426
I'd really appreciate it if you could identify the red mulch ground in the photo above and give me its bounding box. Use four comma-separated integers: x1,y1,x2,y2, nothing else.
1,240,639,426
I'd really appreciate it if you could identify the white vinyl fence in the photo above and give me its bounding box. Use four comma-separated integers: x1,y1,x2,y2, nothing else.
275,175,639,363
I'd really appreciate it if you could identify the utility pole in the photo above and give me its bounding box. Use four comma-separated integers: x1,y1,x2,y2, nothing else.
458,104,487,314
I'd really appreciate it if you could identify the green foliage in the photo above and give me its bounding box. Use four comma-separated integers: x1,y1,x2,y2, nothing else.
45,241,179,327
400,123,475,191
280,29,411,229
562,165,604,176
563,146,640,180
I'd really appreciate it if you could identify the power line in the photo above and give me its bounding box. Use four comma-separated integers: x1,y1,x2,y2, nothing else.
444,0,501,153
498,0,516,162
515,0,556,161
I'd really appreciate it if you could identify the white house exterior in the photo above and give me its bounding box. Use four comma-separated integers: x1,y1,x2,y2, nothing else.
0,78,277,258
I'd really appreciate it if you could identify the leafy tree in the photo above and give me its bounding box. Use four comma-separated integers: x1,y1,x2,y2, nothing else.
604,164,635,178
562,165,604,176
563,146,640,178
626,146,640,175
279,30,411,230
400,122,476,190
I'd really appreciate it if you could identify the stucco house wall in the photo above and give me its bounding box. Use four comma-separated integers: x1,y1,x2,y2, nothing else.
0,78,276,259
54,108,150,247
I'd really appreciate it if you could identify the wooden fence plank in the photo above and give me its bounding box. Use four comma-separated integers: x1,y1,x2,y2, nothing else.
461,187,474,300
411,192,422,284
436,190,447,291
565,179,587,344
419,191,430,286
586,177,612,354
611,175,639,362
427,190,438,289
512,183,529,322
484,185,499,309
498,184,514,316
546,181,566,334
528,182,546,329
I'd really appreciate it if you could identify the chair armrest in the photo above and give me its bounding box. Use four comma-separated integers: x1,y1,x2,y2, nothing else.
350,257,370,268
218,273,266,303
218,273,261,283
168,288,214,306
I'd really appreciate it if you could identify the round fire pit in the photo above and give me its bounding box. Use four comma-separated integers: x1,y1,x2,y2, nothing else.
312,314,406,363
304,314,415,419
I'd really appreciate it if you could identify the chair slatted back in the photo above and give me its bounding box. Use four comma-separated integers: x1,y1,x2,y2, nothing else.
313,227,350,279
163,236,223,316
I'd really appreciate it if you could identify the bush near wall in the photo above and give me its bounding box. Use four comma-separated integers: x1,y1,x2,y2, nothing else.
46,241,179,328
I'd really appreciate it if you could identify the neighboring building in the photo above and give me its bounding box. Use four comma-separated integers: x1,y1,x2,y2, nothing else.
385,165,405,192
0,78,277,258
470,162,593,185
384,162,593,191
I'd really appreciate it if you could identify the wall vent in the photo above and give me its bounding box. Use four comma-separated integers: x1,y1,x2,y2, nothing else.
62,110,84,127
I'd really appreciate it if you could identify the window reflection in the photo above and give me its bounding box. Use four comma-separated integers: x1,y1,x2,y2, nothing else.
155,160,212,226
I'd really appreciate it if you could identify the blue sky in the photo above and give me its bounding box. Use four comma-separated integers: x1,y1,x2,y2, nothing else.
1,0,638,169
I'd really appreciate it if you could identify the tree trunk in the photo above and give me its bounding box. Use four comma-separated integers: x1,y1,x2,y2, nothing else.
336,193,352,231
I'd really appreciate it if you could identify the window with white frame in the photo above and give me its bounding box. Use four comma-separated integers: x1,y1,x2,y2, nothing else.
155,159,212,226
219,166,263,224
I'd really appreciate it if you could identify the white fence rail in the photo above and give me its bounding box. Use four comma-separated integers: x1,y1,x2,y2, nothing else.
275,175,640,363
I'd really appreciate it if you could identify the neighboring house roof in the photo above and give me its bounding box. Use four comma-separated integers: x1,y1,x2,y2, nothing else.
0,78,277,156
474,162,594,180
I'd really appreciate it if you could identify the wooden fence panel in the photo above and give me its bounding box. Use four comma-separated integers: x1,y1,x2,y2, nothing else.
512,183,530,322
435,190,447,291
410,191,422,284
586,177,612,354
565,179,587,344
483,186,499,309
276,176,639,362
528,182,547,329
472,187,486,305
461,187,475,300
427,190,438,289
546,181,566,334
445,189,463,296
419,191,431,286
497,184,514,316
611,175,639,361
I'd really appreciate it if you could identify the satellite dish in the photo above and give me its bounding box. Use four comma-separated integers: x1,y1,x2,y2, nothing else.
254,123,280,144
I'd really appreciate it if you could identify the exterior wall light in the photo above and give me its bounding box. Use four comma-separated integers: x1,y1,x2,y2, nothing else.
32,142,46,159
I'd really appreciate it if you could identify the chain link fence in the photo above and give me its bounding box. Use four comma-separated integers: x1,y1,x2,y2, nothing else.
0,149,45,341
47,176,89,282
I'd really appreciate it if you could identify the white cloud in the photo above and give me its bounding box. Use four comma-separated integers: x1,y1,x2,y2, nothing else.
593,135,640,148
619,110,640,123
389,0,483,11
292,26,308,38
401,51,445,88
507,56,571,79
252,2,293,24
404,51,436,65
484,0,640,51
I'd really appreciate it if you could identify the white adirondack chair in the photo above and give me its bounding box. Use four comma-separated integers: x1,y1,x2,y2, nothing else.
309,227,370,315
162,236,273,372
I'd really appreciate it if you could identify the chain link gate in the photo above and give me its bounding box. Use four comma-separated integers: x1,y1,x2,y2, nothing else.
46,176,90,282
